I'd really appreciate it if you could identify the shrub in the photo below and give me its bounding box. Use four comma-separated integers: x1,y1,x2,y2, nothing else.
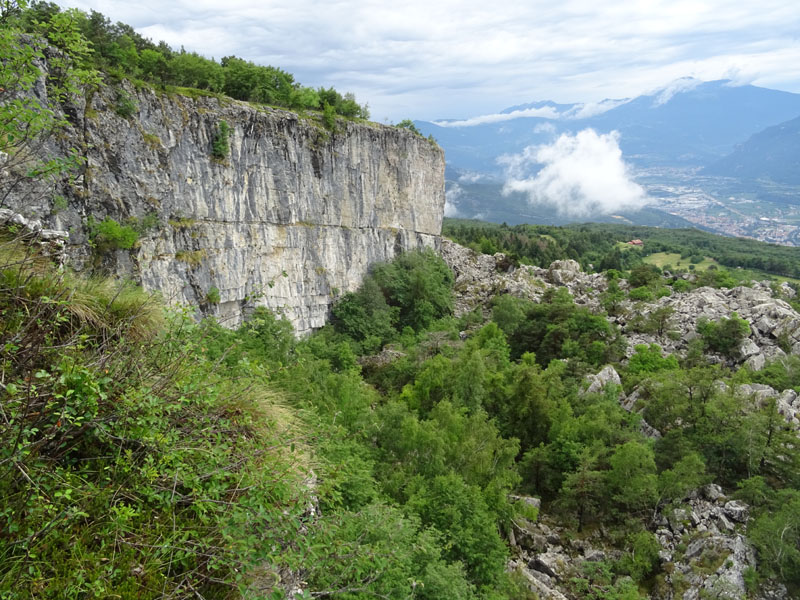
628,286,654,302
697,312,750,358
89,216,139,250
322,101,336,130
114,88,138,118
395,119,421,135
212,119,231,159
672,279,692,292
206,285,221,304
371,249,454,332
627,344,679,375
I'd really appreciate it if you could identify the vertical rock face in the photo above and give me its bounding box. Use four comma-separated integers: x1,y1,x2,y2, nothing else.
16,84,445,334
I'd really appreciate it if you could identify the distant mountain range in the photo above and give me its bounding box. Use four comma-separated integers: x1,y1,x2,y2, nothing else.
416,79,800,240
703,115,800,184
416,78,800,176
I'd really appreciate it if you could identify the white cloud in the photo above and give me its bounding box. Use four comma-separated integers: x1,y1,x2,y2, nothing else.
444,184,463,216
502,129,649,217
562,98,632,119
533,122,557,134
433,106,560,127
458,171,489,183
651,77,703,106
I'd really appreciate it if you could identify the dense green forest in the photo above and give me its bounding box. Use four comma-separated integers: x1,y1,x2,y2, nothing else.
3,1,369,118
444,219,800,280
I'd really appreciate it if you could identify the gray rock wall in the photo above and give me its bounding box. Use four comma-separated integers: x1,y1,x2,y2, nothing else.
12,82,445,334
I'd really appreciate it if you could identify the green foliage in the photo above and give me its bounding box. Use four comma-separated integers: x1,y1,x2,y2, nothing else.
601,278,626,315
396,119,422,135
656,452,708,508
113,87,137,118
569,560,646,599
498,287,623,367
321,100,336,130
628,263,662,288
627,344,679,375
331,249,453,350
672,278,692,292
0,239,312,597
407,473,508,586
628,286,654,301
617,531,661,582
331,277,397,351
89,216,139,250
606,441,658,514
743,355,800,392
1,10,96,207
211,119,231,159
697,312,751,358
749,490,800,584
628,305,676,337
443,219,800,280
372,248,454,331
12,3,368,121
205,285,220,304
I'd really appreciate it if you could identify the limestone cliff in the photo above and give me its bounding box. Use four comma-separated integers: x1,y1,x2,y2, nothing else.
12,82,445,333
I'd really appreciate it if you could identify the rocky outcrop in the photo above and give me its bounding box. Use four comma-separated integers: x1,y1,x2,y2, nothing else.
0,208,69,266
652,485,789,600
9,77,445,334
732,382,800,429
441,241,800,368
440,240,605,317
509,487,786,600
622,285,800,368
583,365,622,395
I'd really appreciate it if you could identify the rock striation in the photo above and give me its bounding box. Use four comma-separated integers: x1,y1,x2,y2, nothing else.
8,78,445,334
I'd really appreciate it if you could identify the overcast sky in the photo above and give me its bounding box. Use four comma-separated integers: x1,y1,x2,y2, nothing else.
59,0,800,123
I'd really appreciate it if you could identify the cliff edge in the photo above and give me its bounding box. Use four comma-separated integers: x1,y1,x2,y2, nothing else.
10,80,445,333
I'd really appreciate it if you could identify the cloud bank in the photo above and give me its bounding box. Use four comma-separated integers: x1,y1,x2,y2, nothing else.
444,184,463,217
501,129,649,217
433,106,560,127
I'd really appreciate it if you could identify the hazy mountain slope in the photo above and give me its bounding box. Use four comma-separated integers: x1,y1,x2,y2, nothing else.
417,80,800,174
702,114,800,184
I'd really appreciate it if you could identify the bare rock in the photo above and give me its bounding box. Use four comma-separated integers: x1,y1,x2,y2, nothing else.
584,365,622,395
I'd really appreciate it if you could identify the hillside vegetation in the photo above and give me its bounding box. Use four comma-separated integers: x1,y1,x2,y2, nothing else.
6,1,369,119
3,229,800,598
444,219,800,281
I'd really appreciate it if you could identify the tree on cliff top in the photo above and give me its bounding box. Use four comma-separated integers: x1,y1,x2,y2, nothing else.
1,3,98,209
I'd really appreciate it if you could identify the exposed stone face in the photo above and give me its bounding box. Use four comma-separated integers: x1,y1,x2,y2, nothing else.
10,80,445,334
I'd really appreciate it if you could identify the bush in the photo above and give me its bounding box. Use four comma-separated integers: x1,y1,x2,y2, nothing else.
627,344,679,375
205,285,221,304
375,249,454,332
322,101,336,130
697,312,750,358
672,279,692,292
114,88,138,118
395,119,422,135
90,216,139,250
628,286,654,301
211,119,231,158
